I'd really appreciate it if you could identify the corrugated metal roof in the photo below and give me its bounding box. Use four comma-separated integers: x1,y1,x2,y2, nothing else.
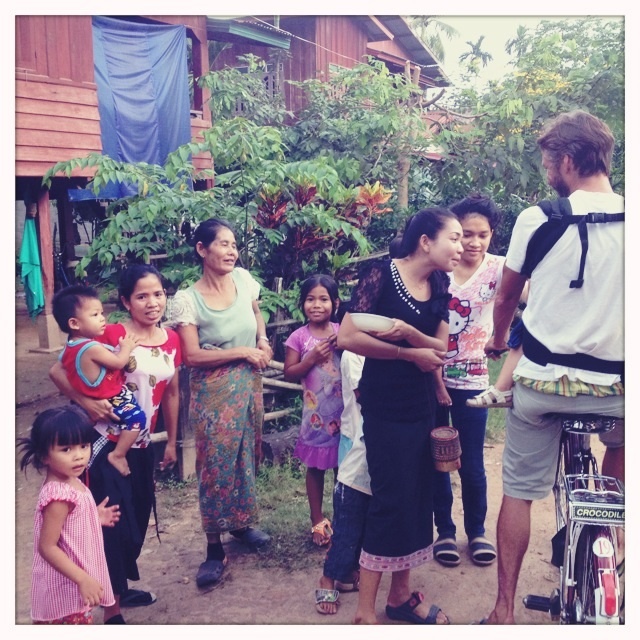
353,16,450,86
378,17,448,80
206,17,292,49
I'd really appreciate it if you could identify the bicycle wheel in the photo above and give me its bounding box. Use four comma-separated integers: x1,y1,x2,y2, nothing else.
554,436,570,531
573,525,621,623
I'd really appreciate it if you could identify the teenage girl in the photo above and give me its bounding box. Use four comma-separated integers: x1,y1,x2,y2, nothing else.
284,274,343,546
432,193,504,568
18,405,120,624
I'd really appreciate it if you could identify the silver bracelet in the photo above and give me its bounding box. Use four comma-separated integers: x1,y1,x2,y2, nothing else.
258,336,270,342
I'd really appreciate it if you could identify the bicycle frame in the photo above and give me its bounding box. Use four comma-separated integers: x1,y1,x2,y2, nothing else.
560,473,624,623
525,415,624,624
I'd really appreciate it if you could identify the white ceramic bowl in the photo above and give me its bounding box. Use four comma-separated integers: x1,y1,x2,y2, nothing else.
350,313,395,332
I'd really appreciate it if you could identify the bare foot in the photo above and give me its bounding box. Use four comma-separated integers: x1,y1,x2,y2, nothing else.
483,607,515,624
316,576,338,615
108,452,131,476
353,611,378,624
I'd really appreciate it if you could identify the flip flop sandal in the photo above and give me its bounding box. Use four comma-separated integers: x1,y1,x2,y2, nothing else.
311,517,333,546
386,591,451,625
104,614,126,624
195,556,228,588
433,537,461,567
119,588,157,607
315,588,340,614
231,527,271,550
469,536,497,566
466,386,513,408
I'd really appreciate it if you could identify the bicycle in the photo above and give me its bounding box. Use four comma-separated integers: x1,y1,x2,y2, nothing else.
523,413,624,624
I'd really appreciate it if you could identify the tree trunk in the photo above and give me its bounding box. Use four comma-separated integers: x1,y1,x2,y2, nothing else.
397,157,410,210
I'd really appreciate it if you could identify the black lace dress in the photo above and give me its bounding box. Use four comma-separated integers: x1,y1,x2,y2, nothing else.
349,259,451,571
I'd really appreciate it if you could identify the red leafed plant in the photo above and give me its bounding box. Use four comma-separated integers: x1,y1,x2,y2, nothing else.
256,186,289,228
291,181,317,208
340,181,393,228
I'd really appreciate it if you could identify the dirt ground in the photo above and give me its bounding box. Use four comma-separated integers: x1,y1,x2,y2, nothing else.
13,298,591,629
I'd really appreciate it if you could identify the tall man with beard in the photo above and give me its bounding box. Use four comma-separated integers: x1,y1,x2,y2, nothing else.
483,111,624,624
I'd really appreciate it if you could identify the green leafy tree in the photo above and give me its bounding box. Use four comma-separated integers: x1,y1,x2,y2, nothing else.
199,54,290,127
458,36,494,73
42,109,392,317
427,17,623,252
408,16,458,64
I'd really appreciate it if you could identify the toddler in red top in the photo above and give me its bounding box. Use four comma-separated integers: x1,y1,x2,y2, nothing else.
52,285,145,476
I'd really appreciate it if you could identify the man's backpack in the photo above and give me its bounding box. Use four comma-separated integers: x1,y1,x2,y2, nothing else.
520,198,624,288
519,197,624,377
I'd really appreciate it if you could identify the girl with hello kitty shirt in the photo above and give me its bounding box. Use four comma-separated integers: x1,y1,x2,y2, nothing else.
432,193,504,569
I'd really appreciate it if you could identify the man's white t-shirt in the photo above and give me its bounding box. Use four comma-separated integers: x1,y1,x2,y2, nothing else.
506,189,624,385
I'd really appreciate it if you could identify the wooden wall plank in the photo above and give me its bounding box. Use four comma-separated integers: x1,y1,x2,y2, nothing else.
15,15,94,83
17,112,101,134
15,16,35,71
17,161,95,178
68,16,95,82
16,80,98,105
16,97,100,120
16,146,101,162
17,162,96,178
17,130,102,150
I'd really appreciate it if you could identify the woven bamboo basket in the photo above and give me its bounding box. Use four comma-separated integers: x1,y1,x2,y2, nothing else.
430,426,462,472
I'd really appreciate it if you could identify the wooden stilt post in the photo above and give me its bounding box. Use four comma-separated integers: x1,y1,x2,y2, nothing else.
32,189,64,352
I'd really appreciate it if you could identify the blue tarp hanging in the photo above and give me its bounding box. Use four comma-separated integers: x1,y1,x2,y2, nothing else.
19,218,45,320
80,16,192,199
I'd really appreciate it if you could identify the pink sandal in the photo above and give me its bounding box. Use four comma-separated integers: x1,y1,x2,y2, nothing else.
311,517,333,546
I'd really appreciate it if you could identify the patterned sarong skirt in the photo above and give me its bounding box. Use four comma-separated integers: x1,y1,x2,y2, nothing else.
189,361,264,534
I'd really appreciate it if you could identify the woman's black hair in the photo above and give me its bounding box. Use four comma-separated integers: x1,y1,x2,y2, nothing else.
191,218,235,265
449,193,502,230
388,236,404,259
399,207,458,257
299,274,341,322
17,405,95,473
118,263,165,305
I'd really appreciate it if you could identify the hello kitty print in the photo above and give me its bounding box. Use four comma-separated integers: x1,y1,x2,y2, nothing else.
442,254,506,390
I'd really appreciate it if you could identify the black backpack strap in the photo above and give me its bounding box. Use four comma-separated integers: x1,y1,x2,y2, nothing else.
521,324,624,376
521,199,624,287
570,216,589,288
520,198,573,278
566,211,624,289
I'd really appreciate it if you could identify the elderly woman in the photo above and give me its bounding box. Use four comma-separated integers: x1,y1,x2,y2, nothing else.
168,218,272,588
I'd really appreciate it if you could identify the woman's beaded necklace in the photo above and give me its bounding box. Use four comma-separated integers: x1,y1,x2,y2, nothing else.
391,260,421,315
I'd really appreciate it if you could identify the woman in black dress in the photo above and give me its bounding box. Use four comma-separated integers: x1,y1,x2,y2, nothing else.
337,207,462,625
